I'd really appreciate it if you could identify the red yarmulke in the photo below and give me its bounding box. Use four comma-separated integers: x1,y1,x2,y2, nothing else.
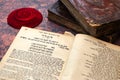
7,8,43,29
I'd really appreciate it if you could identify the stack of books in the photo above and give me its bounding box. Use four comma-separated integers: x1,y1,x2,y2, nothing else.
48,0,120,42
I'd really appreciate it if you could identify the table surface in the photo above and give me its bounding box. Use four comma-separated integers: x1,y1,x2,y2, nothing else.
0,0,120,60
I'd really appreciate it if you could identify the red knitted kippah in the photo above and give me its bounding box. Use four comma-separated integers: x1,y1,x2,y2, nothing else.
7,8,43,29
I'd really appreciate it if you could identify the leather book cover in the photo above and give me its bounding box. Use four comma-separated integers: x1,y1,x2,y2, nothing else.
48,0,87,33
61,0,120,37
48,0,120,43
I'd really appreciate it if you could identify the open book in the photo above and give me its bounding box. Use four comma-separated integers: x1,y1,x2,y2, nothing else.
0,27,120,80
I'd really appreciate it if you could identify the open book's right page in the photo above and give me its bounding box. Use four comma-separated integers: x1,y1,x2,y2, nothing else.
61,34,120,80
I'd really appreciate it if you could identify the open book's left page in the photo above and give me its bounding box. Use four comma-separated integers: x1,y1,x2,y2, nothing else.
0,27,74,80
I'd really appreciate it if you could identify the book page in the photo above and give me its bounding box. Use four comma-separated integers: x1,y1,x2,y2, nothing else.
0,27,74,80
61,34,120,80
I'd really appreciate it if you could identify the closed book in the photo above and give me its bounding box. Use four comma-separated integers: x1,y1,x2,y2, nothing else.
48,0,120,43
61,0,120,37
48,0,88,34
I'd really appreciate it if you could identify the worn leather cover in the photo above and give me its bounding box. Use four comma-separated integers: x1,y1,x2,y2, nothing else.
48,1,87,33
69,0,120,26
48,0,120,43
61,0,120,37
